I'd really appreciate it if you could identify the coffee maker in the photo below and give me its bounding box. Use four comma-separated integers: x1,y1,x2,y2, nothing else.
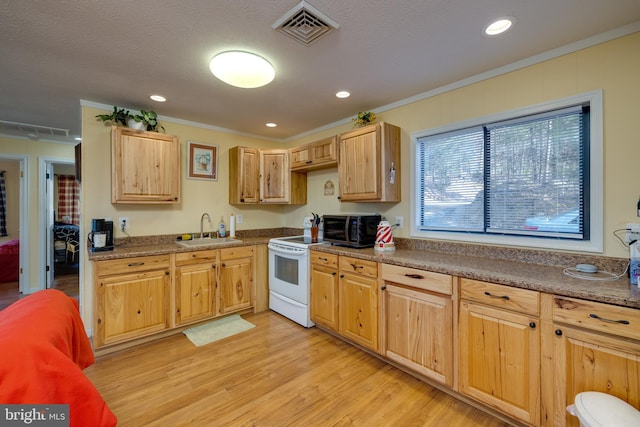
88,218,114,252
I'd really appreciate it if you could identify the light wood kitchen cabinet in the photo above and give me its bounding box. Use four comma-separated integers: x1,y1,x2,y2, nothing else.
219,246,254,314
94,255,171,348
229,146,260,204
458,278,541,426
111,126,180,204
229,146,306,205
310,252,339,330
290,136,338,171
550,296,640,427
174,249,218,326
381,264,454,387
338,122,401,202
339,256,379,351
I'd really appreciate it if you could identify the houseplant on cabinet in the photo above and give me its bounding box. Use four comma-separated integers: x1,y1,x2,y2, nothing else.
95,106,130,126
130,110,164,132
96,106,164,132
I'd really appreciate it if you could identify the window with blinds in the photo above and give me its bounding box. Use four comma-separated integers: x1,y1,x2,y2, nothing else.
416,104,589,240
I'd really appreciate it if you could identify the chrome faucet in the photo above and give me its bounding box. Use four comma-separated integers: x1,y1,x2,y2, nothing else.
200,213,212,239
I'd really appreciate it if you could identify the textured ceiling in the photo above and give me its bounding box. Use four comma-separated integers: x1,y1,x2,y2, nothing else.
1,0,640,143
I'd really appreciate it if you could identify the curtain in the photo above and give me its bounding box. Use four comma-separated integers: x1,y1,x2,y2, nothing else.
0,171,6,236
57,175,80,225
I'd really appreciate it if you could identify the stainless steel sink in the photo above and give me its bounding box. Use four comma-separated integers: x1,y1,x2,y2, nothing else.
175,237,242,248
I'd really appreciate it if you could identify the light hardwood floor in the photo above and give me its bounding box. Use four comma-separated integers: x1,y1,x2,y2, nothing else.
0,272,79,311
85,312,513,427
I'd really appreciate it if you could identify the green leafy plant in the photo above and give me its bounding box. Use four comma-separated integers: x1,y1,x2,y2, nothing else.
130,110,164,132
352,111,376,127
95,106,130,126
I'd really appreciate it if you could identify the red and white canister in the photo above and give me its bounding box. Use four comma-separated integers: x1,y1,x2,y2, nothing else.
375,220,395,252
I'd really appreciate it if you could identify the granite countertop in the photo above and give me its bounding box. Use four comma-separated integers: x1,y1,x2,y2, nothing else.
87,229,640,309
310,244,640,309
87,236,273,261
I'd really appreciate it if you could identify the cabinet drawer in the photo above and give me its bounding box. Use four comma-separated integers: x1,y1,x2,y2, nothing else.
95,255,170,277
554,296,640,341
460,278,539,316
220,245,254,260
175,249,218,266
382,264,452,295
311,251,338,268
340,256,378,278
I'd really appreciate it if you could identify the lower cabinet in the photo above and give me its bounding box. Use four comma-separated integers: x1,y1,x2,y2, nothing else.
174,249,217,325
310,252,339,331
219,246,254,314
339,256,379,351
551,296,640,427
381,264,454,387
458,278,541,426
94,255,171,348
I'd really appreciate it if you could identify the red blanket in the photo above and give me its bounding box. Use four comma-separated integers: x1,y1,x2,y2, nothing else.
0,239,19,283
0,289,117,426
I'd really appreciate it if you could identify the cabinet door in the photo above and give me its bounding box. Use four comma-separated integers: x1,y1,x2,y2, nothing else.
338,127,380,201
259,149,290,203
290,145,312,170
553,326,640,427
384,284,453,386
96,269,170,346
310,264,339,330
111,127,180,203
219,257,253,314
459,301,540,425
175,262,217,325
229,146,259,204
339,272,378,350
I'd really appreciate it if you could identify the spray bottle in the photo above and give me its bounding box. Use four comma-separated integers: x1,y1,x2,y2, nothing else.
630,241,640,285
218,216,226,238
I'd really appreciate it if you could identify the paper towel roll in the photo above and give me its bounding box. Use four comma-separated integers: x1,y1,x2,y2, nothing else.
229,214,236,238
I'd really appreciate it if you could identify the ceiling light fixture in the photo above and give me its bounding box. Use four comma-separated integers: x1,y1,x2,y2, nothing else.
150,95,166,102
266,122,277,128
209,51,275,88
484,16,515,36
336,91,350,99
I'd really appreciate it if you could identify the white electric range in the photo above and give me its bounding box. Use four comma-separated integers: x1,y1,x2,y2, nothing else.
268,235,322,327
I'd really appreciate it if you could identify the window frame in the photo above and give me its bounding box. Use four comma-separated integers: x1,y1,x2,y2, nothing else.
410,90,603,253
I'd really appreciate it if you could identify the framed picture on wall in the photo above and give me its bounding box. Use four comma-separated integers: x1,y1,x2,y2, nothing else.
187,141,218,181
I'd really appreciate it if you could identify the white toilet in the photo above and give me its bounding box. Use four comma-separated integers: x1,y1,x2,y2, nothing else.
567,391,640,426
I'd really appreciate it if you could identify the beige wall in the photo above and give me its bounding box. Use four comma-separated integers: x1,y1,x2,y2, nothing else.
0,136,75,291
284,31,640,261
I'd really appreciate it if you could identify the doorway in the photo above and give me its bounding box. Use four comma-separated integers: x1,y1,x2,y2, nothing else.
40,158,79,294
0,154,28,296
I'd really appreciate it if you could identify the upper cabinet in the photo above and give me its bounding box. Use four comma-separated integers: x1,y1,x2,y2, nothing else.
229,146,306,205
111,126,180,204
338,122,401,202
290,136,338,172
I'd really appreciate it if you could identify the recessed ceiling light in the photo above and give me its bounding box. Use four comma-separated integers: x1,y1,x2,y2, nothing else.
336,90,350,98
484,17,515,36
150,95,166,102
209,51,275,88
266,122,277,128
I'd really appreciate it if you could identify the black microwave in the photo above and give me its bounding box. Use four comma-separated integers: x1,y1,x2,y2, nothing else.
322,215,381,248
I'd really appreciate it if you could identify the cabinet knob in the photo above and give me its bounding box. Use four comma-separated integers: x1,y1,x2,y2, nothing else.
240,198,245,202
555,329,563,336
222,263,226,267
340,274,344,278
529,322,536,329
381,285,386,291
306,160,312,164
332,272,337,276
165,271,170,275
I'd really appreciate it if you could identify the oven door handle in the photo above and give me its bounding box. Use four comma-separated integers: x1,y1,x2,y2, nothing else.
268,243,307,257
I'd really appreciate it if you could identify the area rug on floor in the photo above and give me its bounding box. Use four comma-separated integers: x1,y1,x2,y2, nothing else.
183,314,255,347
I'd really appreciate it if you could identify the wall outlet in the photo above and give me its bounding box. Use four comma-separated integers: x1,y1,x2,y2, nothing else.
626,223,640,243
236,214,243,224
395,216,404,229
119,217,129,232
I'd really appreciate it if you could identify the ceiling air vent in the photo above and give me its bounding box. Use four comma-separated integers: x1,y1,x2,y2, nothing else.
0,120,70,142
272,1,339,46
